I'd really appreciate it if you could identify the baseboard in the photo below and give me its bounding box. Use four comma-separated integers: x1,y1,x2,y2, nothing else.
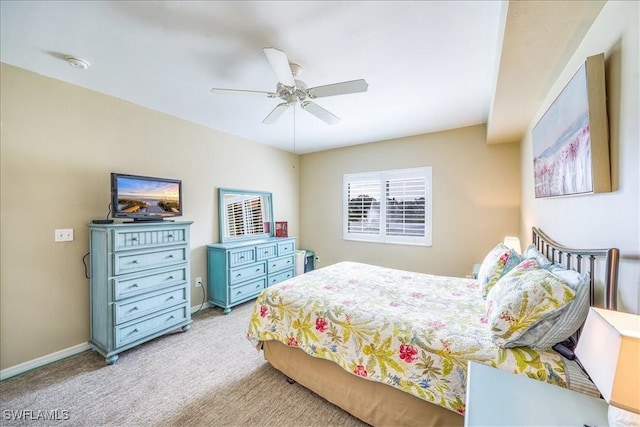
1,303,212,381
0,342,92,381
191,301,212,313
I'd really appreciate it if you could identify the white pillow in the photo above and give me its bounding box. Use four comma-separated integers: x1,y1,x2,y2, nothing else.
522,244,552,268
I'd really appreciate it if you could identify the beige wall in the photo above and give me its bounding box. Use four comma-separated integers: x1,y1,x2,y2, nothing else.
0,63,299,370
520,1,639,314
299,124,521,278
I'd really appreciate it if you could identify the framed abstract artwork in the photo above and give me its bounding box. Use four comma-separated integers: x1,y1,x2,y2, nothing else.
532,53,611,198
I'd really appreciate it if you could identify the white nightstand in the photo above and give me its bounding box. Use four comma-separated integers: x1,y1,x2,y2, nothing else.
465,361,609,427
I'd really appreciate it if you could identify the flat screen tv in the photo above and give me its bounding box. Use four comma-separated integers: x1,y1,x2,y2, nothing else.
111,173,182,222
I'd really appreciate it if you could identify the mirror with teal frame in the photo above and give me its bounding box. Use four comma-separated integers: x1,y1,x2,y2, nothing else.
218,188,274,243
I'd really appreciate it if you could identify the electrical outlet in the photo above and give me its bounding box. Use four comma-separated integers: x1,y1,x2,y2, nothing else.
54,228,74,242
195,277,203,288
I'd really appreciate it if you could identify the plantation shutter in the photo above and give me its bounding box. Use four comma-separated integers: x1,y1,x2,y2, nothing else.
346,177,381,235
226,197,264,237
385,172,426,238
343,167,431,246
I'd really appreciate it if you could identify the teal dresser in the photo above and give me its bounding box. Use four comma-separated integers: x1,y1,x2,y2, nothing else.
207,237,296,314
88,221,193,364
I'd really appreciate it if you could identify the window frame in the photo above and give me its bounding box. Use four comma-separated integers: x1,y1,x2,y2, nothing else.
343,166,432,246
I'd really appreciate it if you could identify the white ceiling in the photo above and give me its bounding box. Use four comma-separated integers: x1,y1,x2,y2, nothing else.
0,1,604,154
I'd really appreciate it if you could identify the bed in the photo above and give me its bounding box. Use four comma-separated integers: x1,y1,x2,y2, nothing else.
246,228,620,426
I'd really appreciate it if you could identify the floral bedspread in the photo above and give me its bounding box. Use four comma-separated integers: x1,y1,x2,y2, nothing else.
246,261,571,415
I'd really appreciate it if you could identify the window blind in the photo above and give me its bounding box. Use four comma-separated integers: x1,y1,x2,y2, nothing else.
343,167,432,246
226,197,264,237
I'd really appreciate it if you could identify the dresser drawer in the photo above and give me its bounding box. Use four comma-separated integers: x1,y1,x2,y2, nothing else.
113,227,187,251
228,248,256,267
229,277,266,303
114,247,187,275
277,240,295,255
268,255,294,273
256,243,277,261
115,266,187,299
115,286,187,325
115,305,188,348
229,262,266,285
268,268,294,286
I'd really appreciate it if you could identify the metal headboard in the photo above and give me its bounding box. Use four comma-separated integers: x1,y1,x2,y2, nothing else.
532,227,620,310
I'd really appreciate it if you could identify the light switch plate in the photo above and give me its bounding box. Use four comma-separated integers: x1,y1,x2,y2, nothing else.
54,228,74,242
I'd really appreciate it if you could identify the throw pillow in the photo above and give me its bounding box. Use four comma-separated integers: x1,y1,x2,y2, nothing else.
522,244,553,268
478,243,522,298
486,258,576,348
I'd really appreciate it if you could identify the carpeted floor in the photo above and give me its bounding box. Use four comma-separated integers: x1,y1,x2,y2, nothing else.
0,302,368,427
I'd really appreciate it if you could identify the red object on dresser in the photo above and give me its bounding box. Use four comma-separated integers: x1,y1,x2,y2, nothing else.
275,221,288,237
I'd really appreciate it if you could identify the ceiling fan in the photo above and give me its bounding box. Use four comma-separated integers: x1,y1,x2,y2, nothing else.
210,47,368,125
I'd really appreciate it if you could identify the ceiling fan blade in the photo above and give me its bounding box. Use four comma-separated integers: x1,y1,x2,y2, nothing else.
301,101,340,125
262,102,290,124
307,79,368,99
263,47,296,87
210,88,276,98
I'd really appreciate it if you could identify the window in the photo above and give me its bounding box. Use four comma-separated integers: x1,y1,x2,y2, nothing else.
343,167,432,246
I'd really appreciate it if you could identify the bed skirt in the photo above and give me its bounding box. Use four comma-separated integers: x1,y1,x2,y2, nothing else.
263,340,464,427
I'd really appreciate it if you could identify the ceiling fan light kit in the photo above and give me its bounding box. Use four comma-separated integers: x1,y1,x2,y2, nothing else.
211,47,368,125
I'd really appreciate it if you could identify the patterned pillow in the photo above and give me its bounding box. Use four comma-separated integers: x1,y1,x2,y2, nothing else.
485,258,576,348
478,243,522,298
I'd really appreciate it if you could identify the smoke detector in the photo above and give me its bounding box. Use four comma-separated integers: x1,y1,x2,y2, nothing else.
66,57,90,70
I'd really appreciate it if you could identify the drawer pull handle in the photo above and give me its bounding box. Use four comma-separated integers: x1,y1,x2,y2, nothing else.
167,276,174,280
131,260,139,264
168,234,174,238
236,290,242,295
255,284,261,289
256,268,261,272
131,237,138,241
168,296,175,300
132,283,139,288
167,254,174,258
287,260,291,264
167,315,175,321
236,273,242,278
264,250,269,254
240,255,245,259
130,306,139,312
127,328,139,336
